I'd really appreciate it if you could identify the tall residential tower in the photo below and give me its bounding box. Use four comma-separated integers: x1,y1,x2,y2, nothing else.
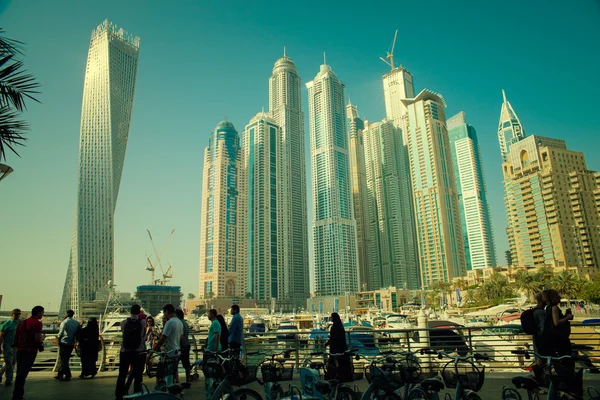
347,103,370,290
199,121,247,299
447,112,497,270
498,90,526,163
60,21,140,315
402,90,466,285
242,113,285,304
268,52,310,307
363,119,419,290
503,136,600,276
306,62,359,296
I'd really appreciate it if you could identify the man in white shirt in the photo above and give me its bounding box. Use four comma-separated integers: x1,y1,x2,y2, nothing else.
153,304,183,385
55,310,79,381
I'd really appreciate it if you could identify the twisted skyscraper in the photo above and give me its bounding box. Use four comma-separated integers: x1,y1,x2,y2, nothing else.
60,20,140,315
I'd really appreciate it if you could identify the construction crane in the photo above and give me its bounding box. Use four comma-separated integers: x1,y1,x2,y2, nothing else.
146,229,176,286
380,29,398,70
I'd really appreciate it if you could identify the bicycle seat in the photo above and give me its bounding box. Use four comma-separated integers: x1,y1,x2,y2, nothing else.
512,376,539,391
310,361,325,370
315,379,338,394
420,378,444,392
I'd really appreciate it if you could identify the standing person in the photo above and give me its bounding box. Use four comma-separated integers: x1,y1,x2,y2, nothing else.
325,312,351,381
204,309,221,399
228,304,243,356
153,304,183,386
216,315,229,351
0,309,21,387
543,289,580,399
532,292,548,356
12,305,45,400
543,289,573,356
55,310,79,381
175,309,191,383
144,316,160,350
115,305,147,400
77,317,100,379
206,309,221,353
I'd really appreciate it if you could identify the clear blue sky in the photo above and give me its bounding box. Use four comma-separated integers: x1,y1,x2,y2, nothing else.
1,0,599,312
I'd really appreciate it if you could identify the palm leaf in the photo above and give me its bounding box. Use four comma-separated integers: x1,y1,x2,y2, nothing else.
0,54,41,111
0,28,23,57
0,105,28,160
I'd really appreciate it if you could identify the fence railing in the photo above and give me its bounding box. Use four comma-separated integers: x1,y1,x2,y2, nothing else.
14,322,599,374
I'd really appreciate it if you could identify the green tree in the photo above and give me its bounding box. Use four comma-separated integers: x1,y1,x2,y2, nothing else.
207,291,215,299
581,280,600,304
0,29,41,161
514,270,543,301
475,273,514,305
245,292,253,299
187,293,196,300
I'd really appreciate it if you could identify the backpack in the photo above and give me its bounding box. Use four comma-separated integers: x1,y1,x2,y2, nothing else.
122,318,143,351
520,308,537,335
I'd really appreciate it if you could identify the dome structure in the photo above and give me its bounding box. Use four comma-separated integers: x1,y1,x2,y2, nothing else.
215,120,236,131
273,48,297,74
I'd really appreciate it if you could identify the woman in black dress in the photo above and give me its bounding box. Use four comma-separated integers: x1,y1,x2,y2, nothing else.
78,317,100,378
216,315,229,351
325,312,351,381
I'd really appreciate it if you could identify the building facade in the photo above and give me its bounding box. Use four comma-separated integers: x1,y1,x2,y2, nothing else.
503,135,600,273
306,63,359,296
346,103,370,290
497,90,526,163
402,90,467,286
447,112,496,270
363,119,419,290
199,121,246,299
268,52,310,307
60,21,140,315
382,66,415,143
242,113,286,305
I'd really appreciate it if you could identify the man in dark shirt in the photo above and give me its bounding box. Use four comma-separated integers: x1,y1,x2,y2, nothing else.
12,306,45,400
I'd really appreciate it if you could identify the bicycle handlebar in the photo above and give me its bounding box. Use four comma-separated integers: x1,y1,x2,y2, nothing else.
511,350,587,362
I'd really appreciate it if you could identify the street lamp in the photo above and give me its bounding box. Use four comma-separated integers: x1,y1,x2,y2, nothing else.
0,163,14,182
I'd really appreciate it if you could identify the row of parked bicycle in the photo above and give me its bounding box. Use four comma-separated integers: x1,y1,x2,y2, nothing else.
127,347,600,400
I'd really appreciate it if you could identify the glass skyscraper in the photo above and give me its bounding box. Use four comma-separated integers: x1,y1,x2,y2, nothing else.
402,90,466,285
363,119,419,290
268,52,309,307
60,20,140,316
306,62,359,296
447,112,496,270
497,90,526,163
347,103,370,290
242,112,283,303
199,121,246,299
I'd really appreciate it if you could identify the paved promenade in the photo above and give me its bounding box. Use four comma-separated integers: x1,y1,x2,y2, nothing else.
5,371,600,399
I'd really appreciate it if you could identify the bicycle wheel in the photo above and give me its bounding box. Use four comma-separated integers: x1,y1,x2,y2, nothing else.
406,387,430,400
336,386,357,400
226,388,263,400
501,386,522,400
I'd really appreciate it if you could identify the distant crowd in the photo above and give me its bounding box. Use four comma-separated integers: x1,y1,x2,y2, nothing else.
0,303,245,400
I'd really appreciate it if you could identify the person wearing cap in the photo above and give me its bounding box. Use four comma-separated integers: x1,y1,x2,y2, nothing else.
0,309,22,386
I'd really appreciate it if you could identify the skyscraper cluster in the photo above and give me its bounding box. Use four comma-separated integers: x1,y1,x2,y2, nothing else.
61,23,599,315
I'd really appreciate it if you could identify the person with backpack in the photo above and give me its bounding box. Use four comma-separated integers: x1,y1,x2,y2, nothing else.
12,305,45,400
115,304,146,400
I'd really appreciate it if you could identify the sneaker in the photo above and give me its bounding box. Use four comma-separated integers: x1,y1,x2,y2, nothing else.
53,376,63,380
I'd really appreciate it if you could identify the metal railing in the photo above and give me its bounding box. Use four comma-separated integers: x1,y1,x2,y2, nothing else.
8,323,599,375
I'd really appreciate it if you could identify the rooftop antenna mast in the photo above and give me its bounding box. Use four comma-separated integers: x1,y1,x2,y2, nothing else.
380,29,398,70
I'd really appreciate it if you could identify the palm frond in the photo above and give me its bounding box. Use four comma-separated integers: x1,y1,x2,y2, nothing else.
0,105,29,161
0,28,24,57
0,53,41,111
